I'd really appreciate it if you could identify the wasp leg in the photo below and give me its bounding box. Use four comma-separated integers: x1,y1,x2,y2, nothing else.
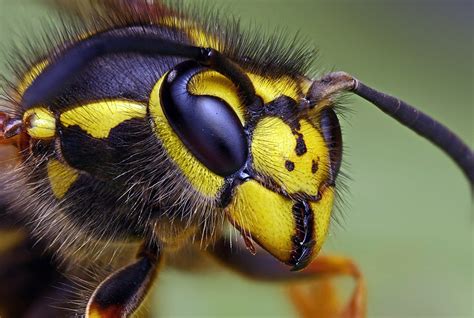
209,239,366,318
286,255,366,318
86,240,162,318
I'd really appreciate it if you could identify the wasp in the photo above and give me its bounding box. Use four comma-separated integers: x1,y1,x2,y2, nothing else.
0,1,472,317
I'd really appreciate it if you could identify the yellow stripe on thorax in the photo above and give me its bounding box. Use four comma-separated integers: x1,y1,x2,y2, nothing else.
17,60,49,97
149,75,224,197
47,159,79,199
60,100,147,138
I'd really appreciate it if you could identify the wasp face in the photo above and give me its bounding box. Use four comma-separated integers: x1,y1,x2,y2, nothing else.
227,106,341,270
149,59,343,270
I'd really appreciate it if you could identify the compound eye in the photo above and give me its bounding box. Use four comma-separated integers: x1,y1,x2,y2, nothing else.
160,61,248,177
319,108,343,184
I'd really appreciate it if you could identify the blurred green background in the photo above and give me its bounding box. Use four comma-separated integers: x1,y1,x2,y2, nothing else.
0,0,472,317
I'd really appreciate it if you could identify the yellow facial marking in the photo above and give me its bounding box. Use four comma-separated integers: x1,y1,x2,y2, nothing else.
252,117,330,196
226,180,295,261
248,73,301,104
311,186,335,255
60,100,146,139
188,70,245,124
149,75,224,197
17,60,48,97
47,159,79,199
23,107,56,139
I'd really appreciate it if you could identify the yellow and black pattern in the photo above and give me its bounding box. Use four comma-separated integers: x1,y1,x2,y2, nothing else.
10,0,343,268
0,1,345,316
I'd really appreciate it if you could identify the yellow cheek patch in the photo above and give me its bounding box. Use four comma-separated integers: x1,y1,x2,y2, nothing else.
248,73,301,104
251,117,330,196
226,180,295,262
149,76,224,197
47,159,79,199
60,100,146,139
311,186,335,255
23,107,56,139
188,70,245,124
227,181,336,267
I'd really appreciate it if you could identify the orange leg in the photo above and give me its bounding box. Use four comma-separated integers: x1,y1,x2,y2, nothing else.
209,239,366,318
287,255,366,318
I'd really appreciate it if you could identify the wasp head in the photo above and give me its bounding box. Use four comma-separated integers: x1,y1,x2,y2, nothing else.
153,60,343,270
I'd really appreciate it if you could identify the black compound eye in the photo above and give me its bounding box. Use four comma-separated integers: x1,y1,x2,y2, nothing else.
319,108,343,184
160,60,248,177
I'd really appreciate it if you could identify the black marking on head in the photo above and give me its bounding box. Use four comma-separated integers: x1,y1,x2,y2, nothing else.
264,96,298,120
294,132,307,156
257,96,305,133
319,108,343,184
290,200,315,271
311,159,318,174
285,160,295,172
